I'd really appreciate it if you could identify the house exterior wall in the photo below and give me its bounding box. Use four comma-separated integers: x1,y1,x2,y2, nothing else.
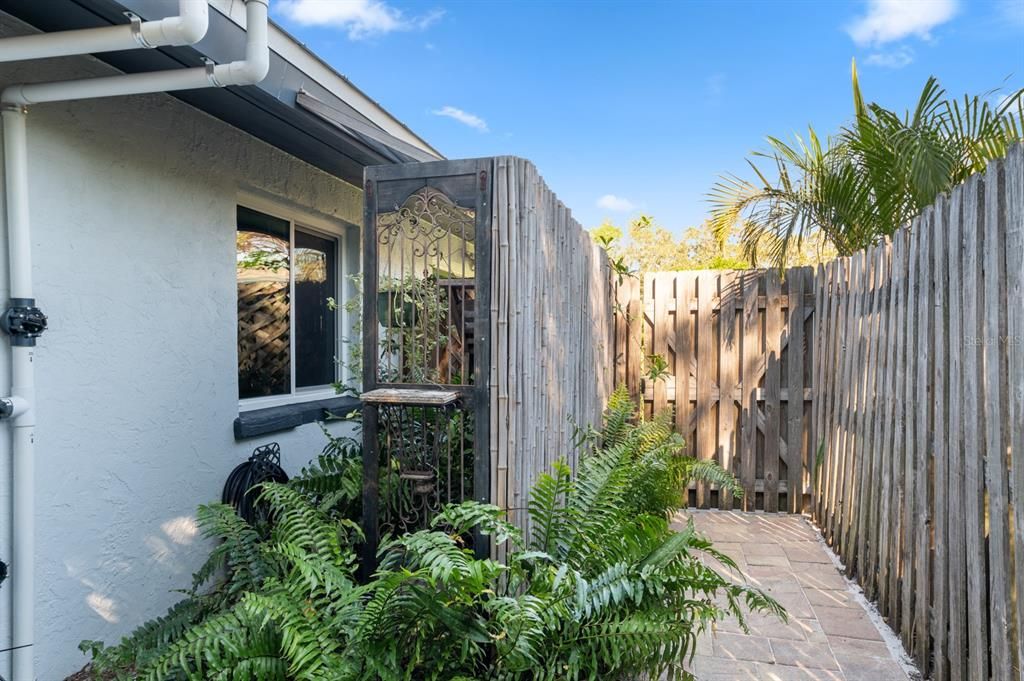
0,16,364,679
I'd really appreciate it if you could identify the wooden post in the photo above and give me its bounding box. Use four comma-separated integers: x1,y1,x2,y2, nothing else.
652,273,670,415
931,196,949,681
740,271,759,510
945,182,967,681
676,273,694,458
719,270,739,510
962,173,989,681
864,243,891,598
983,157,1013,680
811,264,827,518
1004,144,1024,681
913,209,932,668
900,225,919,653
786,268,805,513
836,254,861,553
877,237,899,617
889,230,909,627
764,269,783,512
695,272,716,507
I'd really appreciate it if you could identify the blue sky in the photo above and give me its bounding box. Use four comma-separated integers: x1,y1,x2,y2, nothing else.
272,0,1024,235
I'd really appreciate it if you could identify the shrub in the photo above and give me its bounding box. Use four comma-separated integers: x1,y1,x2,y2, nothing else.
82,388,783,680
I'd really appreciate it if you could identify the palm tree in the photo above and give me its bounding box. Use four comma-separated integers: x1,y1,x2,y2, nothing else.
709,61,1024,268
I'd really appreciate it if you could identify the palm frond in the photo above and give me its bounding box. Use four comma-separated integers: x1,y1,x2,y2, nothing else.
711,64,1024,266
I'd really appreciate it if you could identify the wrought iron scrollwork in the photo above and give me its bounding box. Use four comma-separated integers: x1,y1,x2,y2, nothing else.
377,187,475,264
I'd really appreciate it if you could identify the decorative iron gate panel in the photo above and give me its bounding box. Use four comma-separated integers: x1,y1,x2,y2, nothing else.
361,159,492,572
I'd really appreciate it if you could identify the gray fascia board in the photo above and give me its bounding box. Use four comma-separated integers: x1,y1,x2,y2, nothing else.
296,91,440,163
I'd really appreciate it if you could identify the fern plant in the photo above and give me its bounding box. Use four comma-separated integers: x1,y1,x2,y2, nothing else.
82,390,783,680
81,434,364,680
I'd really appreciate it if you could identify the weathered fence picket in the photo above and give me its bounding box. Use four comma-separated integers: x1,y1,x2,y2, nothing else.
1007,143,1024,681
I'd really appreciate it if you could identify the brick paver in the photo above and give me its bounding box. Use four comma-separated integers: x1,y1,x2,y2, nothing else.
675,510,918,681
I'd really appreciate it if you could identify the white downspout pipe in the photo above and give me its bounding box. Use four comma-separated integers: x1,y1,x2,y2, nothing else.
3,1,269,106
1,106,35,681
0,3,268,678
0,0,209,62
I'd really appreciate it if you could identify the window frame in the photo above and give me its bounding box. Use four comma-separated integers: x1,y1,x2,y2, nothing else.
236,194,355,412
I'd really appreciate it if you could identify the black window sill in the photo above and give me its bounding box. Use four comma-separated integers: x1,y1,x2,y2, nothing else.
234,396,361,440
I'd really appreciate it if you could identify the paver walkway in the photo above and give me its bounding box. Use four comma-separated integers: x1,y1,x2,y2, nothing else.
675,510,917,681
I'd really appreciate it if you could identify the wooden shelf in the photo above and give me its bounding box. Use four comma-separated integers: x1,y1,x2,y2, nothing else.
360,388,460,406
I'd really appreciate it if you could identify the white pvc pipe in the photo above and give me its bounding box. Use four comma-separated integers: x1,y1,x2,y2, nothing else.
3,0,269,106
2,110,30,299
140,0,210,47
0,3,268,677
2,105,35,681
0,0,209,62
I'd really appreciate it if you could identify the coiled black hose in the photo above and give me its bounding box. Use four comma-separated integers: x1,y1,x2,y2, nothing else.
222,442,288,526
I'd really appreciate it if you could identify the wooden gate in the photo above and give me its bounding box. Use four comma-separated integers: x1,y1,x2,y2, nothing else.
615,268,815,512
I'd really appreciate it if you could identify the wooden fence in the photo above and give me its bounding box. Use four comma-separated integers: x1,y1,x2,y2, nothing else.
812,145,1023,680
489,156,615,558
615,268,816,513
613,145,1023,679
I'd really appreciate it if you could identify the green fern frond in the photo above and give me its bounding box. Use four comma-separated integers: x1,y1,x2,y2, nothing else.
527,460,577,557
431,500,522,548
599,385,637,449
682,458,744,498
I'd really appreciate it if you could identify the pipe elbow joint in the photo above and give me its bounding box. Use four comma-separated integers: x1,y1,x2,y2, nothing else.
213,50,269,88
139,0,210,47
214,0,270,87
240,0,270,84
173,0,211,45
239,51,270,84
145,16,209,47
1,85,31,108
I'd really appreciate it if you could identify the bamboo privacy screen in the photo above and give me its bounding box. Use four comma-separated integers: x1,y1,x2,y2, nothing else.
489,157,615,561
614,268,816,513
812,145,1023,680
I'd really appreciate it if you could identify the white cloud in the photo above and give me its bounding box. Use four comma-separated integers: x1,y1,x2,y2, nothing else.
278,0,443,40
596,194,636,212
864,45,915,68
431,106,488,132
846,0,957,46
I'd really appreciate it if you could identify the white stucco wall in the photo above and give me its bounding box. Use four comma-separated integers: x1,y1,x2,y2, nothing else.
0,15,364,679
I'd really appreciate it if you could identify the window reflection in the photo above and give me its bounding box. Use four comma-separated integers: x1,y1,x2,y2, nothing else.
295,229,337,388
237,207,290,399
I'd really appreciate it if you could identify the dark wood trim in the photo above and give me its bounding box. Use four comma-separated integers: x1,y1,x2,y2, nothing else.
233,396,360,440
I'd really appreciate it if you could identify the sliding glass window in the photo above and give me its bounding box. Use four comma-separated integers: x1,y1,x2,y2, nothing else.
236,205,340,401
